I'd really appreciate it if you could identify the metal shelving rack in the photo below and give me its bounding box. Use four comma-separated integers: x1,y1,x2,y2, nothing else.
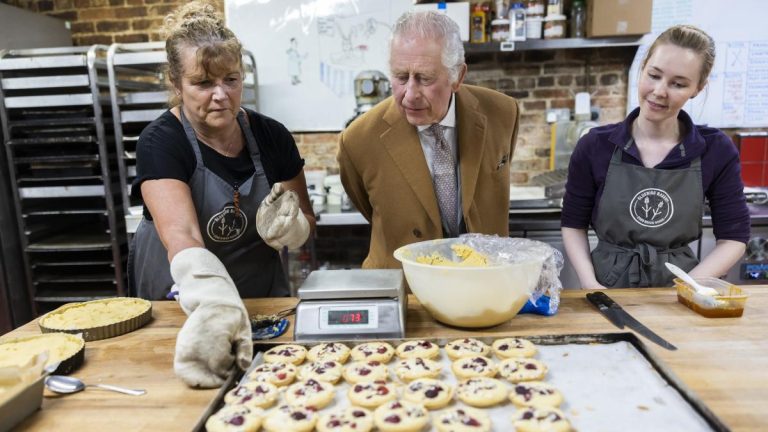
464,35,653,53
106,42,259,215
0,46,127,312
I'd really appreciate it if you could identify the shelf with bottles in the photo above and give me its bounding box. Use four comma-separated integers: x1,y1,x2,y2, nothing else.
464,34,652,53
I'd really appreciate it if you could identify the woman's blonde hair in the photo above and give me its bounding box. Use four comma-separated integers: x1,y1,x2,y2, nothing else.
162,1,243,106
642,24,715,89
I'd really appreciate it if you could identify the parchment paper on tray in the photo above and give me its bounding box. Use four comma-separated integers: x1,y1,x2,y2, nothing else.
219,335,721,432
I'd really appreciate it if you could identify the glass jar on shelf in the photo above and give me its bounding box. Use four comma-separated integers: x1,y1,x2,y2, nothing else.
570,0,586,38
543,14,566,39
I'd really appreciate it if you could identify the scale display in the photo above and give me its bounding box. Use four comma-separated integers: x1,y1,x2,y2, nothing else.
319,305,378,330
328,310,369,325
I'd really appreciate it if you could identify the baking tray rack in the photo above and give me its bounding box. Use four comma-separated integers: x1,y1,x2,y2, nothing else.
194,333,728,432
0,46,127,313
106,42,259,216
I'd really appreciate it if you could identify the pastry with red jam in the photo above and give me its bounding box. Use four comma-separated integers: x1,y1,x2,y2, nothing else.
317,406,374,432
373,400,429,432
347,380,397,408
205,404,262,432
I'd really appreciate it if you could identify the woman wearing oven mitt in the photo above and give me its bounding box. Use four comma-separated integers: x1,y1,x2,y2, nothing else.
129,1,314,387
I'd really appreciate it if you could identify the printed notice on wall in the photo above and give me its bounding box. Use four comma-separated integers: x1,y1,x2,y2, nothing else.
628,0,768,128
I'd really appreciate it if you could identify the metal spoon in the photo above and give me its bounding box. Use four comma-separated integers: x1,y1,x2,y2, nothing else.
45,375,146,396
665,262,719,298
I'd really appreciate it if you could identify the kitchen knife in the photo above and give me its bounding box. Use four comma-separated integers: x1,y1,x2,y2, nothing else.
586,292,678,351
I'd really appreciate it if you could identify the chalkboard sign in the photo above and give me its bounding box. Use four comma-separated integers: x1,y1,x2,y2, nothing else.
628,0,768,128
226,0,412,132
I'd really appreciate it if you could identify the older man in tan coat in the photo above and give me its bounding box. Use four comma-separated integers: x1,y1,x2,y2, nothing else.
337,10,520,269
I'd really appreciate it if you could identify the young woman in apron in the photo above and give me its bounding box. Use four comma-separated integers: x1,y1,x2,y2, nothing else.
561,25,749,288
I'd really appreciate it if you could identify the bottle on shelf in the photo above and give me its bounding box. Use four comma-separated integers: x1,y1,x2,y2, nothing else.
570,0,586,38
470,3,487,43
508,2,527,41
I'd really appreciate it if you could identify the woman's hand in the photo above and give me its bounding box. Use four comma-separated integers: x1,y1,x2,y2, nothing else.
171,247,252,388
256,183,310,250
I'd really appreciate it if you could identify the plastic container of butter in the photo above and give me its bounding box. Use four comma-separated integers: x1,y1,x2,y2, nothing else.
674,277,747,318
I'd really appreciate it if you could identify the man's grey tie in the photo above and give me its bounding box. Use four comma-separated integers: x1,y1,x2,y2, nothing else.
428,123,458,236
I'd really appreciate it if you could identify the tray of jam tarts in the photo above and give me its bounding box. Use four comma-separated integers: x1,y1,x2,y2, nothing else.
199,334,727,432
38,297,152,342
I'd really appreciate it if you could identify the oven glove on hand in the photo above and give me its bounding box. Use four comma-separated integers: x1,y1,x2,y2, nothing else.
170,247,253,388
256,182,310,251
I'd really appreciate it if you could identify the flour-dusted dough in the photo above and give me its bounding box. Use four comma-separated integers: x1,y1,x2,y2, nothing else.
316,406,374,432
444,338,491,360
262,344,307,365
509,381,563,408
350,342,395,363
298,360,343,384
401,377,454,410
456,377,508,408
498,357,548,383
451,355,498,379
395,340,440,360
224,380,279,409
434,406,492,432
284,378,335,409
347,380,398,408
373,400,430,432
247,360,297,386
343,360,389,383
262,404,317,432
491,337,537,358
510,406,572,432
307,342,351,363
205,404,262,432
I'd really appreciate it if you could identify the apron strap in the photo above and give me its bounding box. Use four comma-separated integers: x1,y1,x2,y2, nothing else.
178,107,204,166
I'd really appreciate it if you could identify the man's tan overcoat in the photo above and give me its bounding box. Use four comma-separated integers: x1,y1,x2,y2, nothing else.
337,84,520,268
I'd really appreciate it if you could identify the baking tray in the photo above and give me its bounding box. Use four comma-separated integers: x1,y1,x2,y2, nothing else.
196,333,728,432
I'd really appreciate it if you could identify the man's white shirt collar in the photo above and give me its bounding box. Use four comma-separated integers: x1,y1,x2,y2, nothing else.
417,93,456,132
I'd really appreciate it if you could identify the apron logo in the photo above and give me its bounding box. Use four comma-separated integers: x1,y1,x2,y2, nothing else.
629,188,674,228
207,206,247,242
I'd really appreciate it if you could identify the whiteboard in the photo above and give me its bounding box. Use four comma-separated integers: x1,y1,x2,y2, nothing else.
627,0,768,128
226,0,412,132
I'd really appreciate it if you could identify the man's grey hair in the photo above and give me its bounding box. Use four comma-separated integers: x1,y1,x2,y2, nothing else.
389,10,466,83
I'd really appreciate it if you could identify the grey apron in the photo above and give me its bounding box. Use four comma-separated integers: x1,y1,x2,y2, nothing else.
591,142,702,287
129,108,289,299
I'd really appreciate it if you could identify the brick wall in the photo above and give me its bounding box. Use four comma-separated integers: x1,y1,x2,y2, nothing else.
1,0,224,45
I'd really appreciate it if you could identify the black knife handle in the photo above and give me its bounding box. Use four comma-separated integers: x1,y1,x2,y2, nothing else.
586,291,616,308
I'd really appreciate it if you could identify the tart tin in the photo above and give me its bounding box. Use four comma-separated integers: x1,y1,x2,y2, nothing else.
0,333,84,375
38,298,152,342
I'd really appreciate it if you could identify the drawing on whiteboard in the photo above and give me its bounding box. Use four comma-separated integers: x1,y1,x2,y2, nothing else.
286,37,308,85
227,0,414,131
316,15,393,97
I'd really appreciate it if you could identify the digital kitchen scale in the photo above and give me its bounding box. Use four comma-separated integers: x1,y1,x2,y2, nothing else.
294,269,406,342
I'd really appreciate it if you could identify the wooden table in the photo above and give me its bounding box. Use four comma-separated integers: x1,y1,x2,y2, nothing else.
5,287,768,431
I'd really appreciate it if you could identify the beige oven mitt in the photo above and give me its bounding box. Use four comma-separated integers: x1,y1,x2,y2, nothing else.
170,247,252,388
256,182,310,250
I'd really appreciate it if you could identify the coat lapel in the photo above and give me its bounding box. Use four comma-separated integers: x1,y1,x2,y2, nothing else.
456,86,487,216
381,102,442,229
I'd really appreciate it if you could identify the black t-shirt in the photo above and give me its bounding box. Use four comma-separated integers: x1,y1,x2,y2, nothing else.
132,108,304,220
